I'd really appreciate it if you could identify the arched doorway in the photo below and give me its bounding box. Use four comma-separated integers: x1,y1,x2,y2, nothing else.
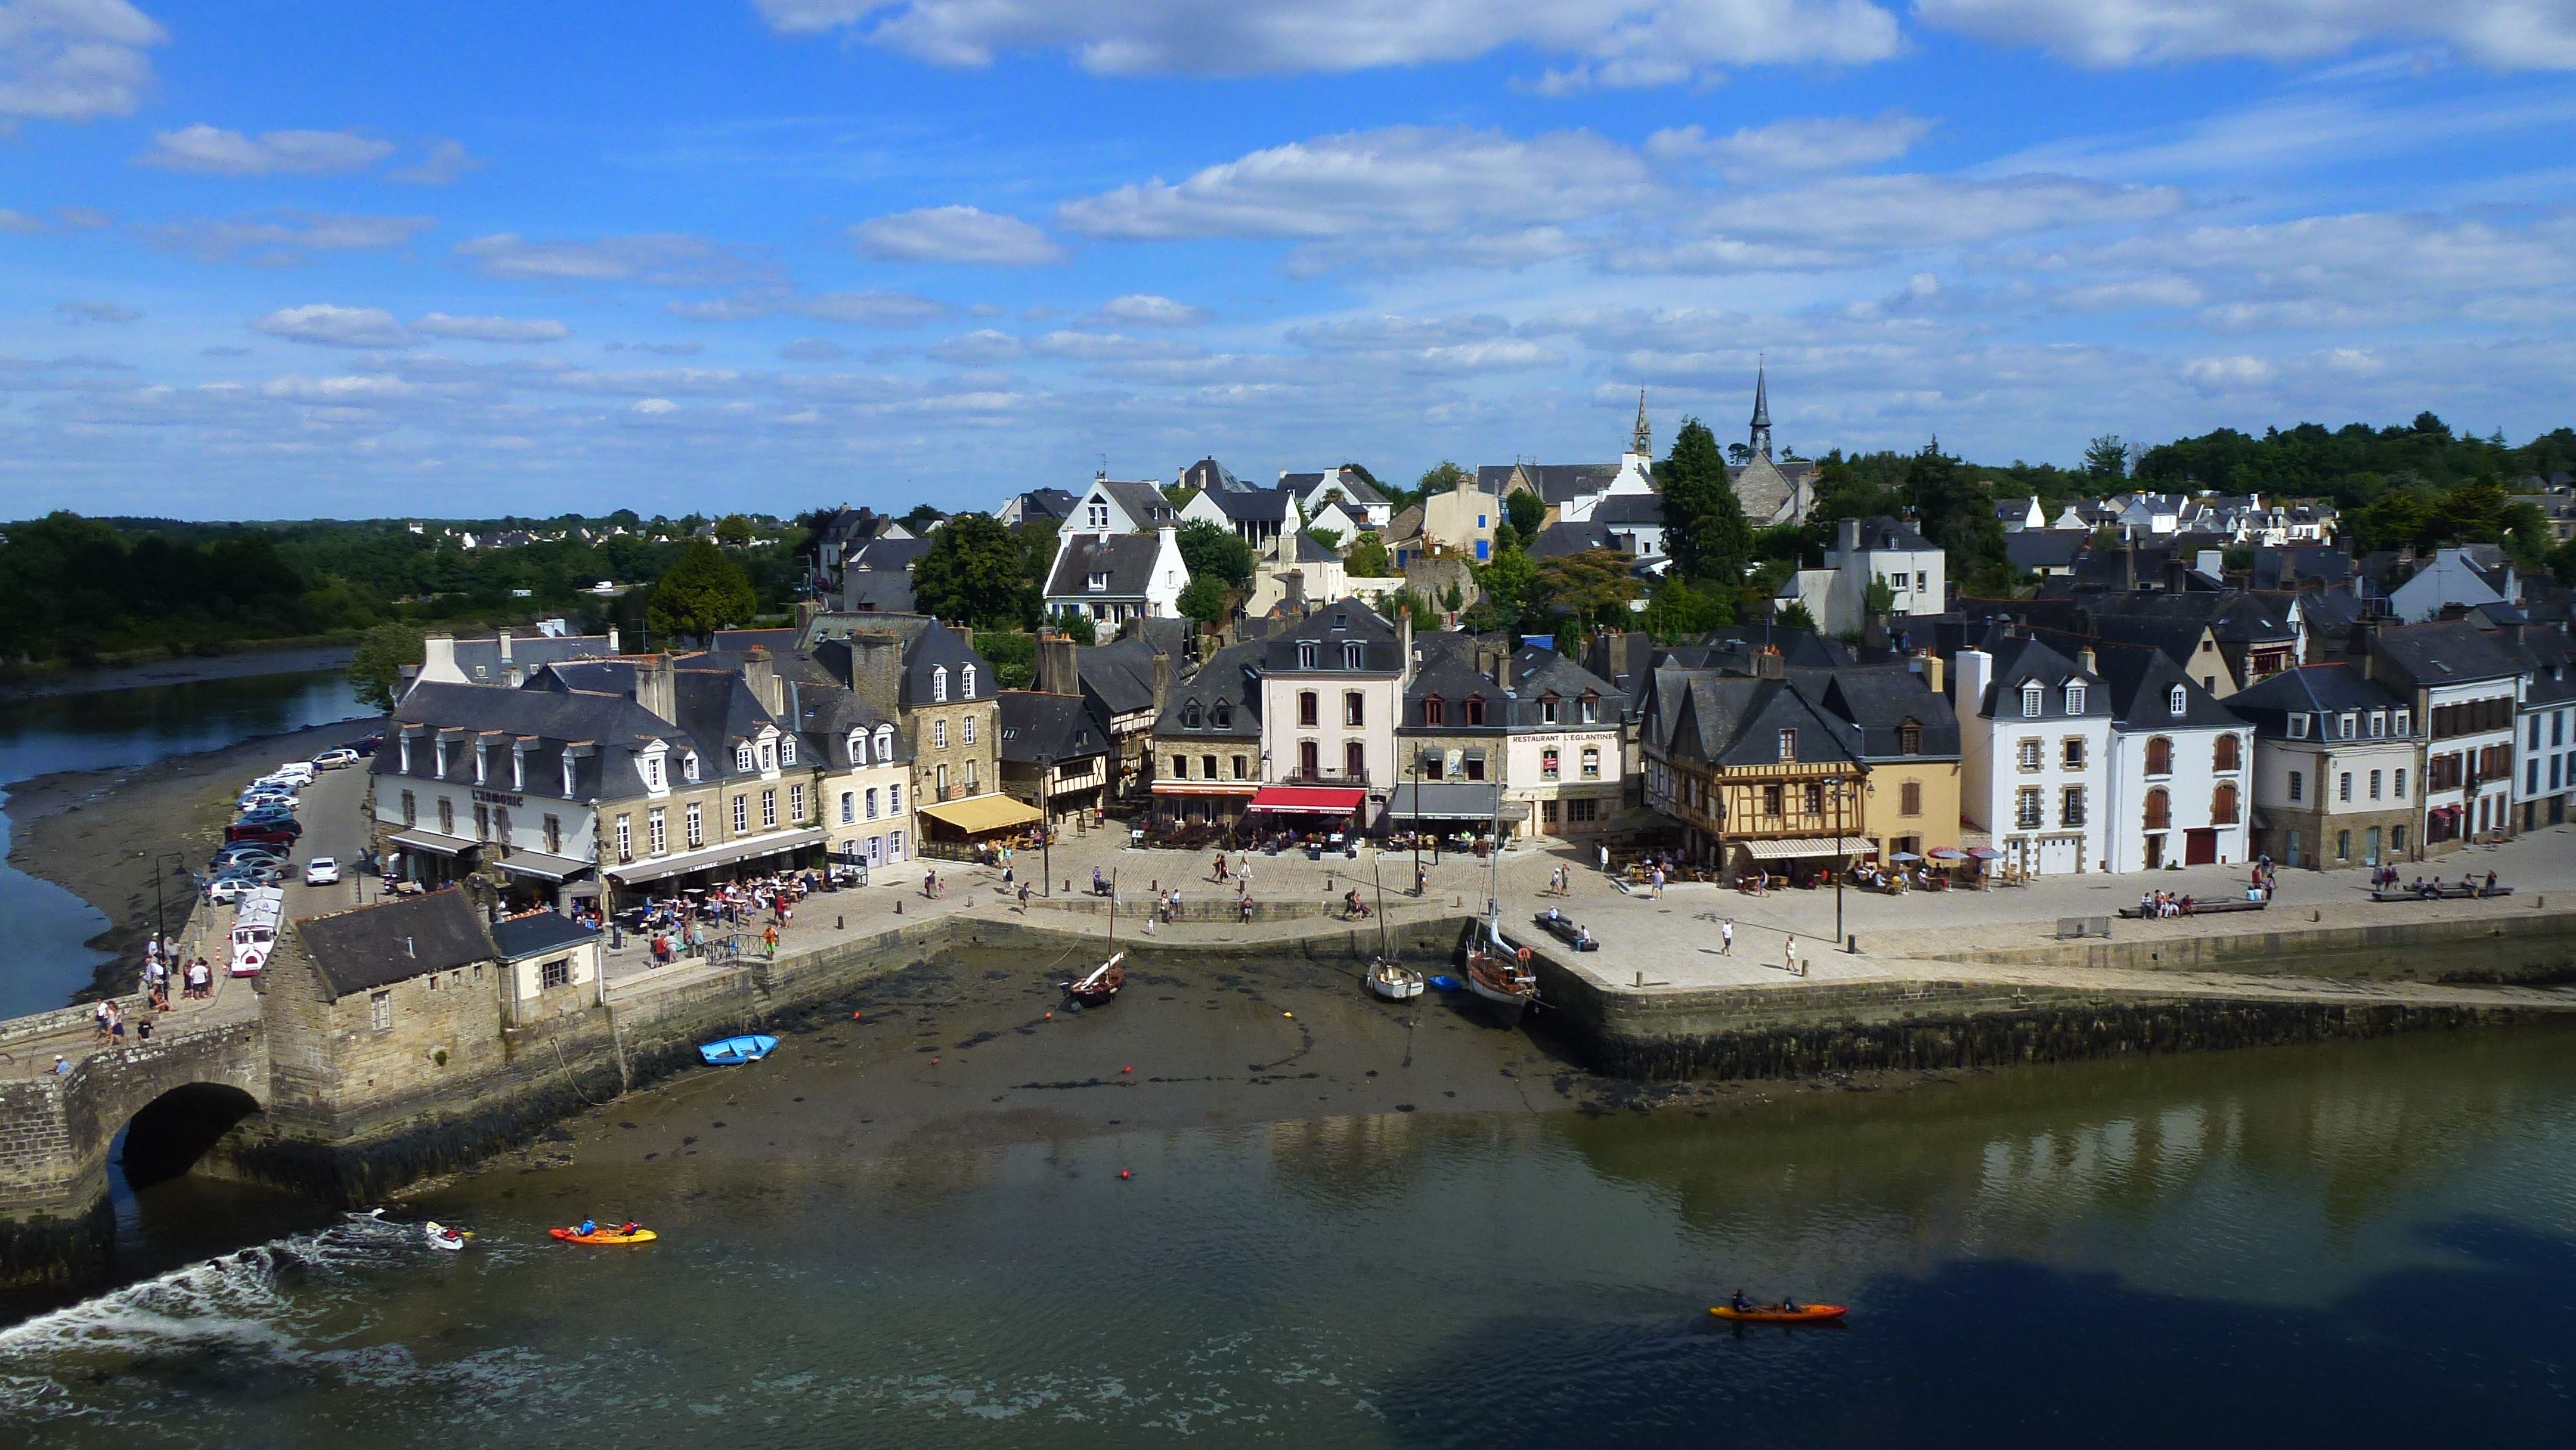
120,1082,264,1189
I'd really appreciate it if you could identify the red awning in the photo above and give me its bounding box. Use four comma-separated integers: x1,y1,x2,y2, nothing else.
1246,785,1367,814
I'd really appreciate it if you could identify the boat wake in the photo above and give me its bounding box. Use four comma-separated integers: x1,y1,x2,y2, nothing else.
0,1212,416,1387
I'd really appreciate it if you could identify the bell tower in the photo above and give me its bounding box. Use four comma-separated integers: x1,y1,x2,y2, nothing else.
1748,361,1773,463
1631,388,1651,457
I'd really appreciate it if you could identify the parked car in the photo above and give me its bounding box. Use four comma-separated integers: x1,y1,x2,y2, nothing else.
239,792,300,811
311,748,360,770
303,857,342,886
213,847,286,869
269,762,317,787
353,735,383,757
226,821,301,844
206,878,253,906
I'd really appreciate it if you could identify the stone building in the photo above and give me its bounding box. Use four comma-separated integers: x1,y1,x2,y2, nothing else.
1727,365,1818,527
1150,637,1265,828
2231,662,2423,870
2356,620,2522,850
831,618,1013,844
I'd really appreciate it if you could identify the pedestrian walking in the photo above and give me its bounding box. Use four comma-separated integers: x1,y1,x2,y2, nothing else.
1784,934,1800,977
924,869,938,899
1416,863,1428,897
762,924,779,959
1599,844,1611,873
1720,918,1734,955
1017,881,1032,912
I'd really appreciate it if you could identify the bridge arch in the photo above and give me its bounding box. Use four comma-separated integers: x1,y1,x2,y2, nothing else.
119,1081,265,1189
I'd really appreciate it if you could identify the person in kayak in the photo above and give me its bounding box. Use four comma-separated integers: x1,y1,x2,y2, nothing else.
1730,1290,1751,1312
1781,1297,1801,1312
617,1220,640,1237
578,1217,597,1237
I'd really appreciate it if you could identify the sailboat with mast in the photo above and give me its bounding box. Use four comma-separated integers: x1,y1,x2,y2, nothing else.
1459,800,1537,1023
1063,868,1126,1006
1363,856,1423,1000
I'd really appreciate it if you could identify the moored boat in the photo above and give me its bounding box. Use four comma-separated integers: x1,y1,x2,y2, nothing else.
1462,916,1538,1024
699,1034,777,1066
1709,1302,1847,1324
1066,950,1126,1005
1366,958,1425,1000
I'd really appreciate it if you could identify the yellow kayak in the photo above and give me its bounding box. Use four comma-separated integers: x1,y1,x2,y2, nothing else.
550,1226,658,1245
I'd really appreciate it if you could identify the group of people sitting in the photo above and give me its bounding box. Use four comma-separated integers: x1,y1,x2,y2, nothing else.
2139,890,2197,918
2388,869,2502,898
1537,906,1595,947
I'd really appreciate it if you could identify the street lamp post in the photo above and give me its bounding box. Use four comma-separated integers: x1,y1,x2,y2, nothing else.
151,851,185,974
1832,777,1847,952
1411,748,1423,894
1039,751,1053,898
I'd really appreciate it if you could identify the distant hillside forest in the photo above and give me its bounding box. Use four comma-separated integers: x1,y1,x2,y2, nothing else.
5,413,2572,671
0,512,811,670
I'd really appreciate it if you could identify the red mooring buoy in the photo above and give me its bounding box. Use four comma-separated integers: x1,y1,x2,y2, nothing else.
1122,1065,1133,1074
1119,1169,1131,1180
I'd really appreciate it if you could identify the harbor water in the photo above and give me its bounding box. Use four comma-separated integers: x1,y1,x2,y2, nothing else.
2,1010,2570,1448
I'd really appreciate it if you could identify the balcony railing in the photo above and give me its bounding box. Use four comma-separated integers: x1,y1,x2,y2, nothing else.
1287,768,1370,787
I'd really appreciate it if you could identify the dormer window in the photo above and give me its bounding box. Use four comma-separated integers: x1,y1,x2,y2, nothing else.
736,743,753,772
1778,728,1797,761
2339,712,2357,739
1541,695,1559,724
760,739,776,772
1343,642,1364,670
2021,684,2043,718
1088,572,1110,593
1579,694,1598,724
644,754,663,791
1298,643,1318,668
434,740,449,779
1466,695,1487,726
1213,701,1231,728
683,751,700,783
2064,684,2086,715
561,756,577,797
473,742,488,785
1087,502,1110,529
2394,709,2410,736
1423,696,1444,726
847,729,865,765
2368,711,2385,738
1183,701,1203,729
780,737,795,765
961,665,976,699
2289,713,2310,739
1898,721,1922,755
875,725,894,761
400,736,412,773
2168,684,2187,717
511,747,525,791
933,666,949,703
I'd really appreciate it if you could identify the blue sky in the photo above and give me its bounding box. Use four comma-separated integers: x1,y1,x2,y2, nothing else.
2,0,2574,520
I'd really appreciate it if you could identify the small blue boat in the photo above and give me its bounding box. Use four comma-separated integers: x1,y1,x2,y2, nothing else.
699,1034,778,1066
1428,974,1463,992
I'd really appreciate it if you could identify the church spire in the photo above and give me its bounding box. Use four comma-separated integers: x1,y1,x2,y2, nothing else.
1748,359,1773,462
1631,388,1651,457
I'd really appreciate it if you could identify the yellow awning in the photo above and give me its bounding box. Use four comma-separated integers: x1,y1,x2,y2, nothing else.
918,792,1046,835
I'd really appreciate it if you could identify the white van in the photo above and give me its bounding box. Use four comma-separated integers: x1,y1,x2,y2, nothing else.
230,886,286,977
270,762,318,788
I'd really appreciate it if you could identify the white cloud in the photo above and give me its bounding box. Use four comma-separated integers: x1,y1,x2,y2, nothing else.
455,232,764,286
1917,0,2576,71
252,304,416,349
1646,111,1934,176
144,210,435,264
411,312,571,343
780,337,846,361
1058,125,1652,272
137,124,395,176
754,0,1899,80
668,287,958,327
2181,353,2277,392
0,0,165,122
632,397,679,414
388,138,484,185
55,298,137,321
849,205,1065,264
923,328,1204,364
1083,293,1209,327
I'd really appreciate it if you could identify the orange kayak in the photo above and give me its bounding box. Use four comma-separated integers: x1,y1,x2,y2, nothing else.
1710,1303,1846,1324
550,1226,657,1245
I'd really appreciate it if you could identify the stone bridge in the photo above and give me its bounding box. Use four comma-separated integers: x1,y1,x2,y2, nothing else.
0,997,270,1286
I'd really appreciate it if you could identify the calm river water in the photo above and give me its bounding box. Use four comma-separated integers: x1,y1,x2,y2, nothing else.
0,668,366,1015
3,1021,2571,1448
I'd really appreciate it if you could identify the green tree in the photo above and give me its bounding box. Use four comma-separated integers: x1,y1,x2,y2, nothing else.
1643,572,1732,640
1165,483,1201,513
1175,519,1255,585
1532,549,1641,630
1304,526,1343,554
908,513,1038,628
1863,576,1898,615
1776,600,1818,631
1346,532,1393,577
1475,543,1540,625
1047,608,1097,646
645,539,758,645
714,513,755,546
348,622,426,712
2083,434,2129,480
1411,459,1467,514
1505,489,1545,537
1906,438,2011,594
899,504,947,534
1661,417,1753,587
1177,575,1231,628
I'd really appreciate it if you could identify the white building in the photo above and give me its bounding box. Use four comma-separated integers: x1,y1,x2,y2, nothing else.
1279,467,1393,529
1254,601,1412,797
1818,516,1946,637
2094,643,2253,872
1043,525,1191,625
1955,636,2114,876
2360,621,2522,850
1066,474,1178,535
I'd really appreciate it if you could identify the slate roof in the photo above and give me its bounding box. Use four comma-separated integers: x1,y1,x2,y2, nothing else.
1281,470,1389,506
1592,494,1666,527
1156,639,1264,742
295,888,493,1000
1402,649,1501,730
897,620,995,708
2367,619,2524,687
1970,635,2113,722
2090,640,2247,732
840,569,918,614
1075,633,1169,717
847,537,929,574
1046,532,1166,599
2249,545,2352,591
1527,520,1620,559
489,910,600,962
1839,516,1932,552
378,679,678,804
2228,662,2410,738
1291,531,1340,563
2005,529,2088,575
1503,646,1627,728
1649,673,1865,769
430,631,621,689
1006,488,1079,523
1256,598,1404,674
1794,665,1961,760
1182,457,1247,494
1475,462,1627,503
1201,487,1296,523
998,690,1106,763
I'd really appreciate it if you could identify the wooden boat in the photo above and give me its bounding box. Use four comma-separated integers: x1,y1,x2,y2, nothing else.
1531,910,1596,951
1709,1303,1847,1325
550,1225,658,1245
1066,950,1126,1005
424,1220,465,1252
1462,915,1538,1024
698,1034,777,1066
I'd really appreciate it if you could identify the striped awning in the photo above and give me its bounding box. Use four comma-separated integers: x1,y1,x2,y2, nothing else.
1736,835,1877,860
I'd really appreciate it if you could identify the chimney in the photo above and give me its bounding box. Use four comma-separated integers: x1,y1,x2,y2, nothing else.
605,625,620,653
497,628,513,664
1912,649,1945,695
1753,645,1786,681
2123,535,2138,591
2077,646,2098,677
847,634,902,717
795,597,822,637
421,632,457,684
953,624,975,652
1837,517,1861,559
2345,618,2380,662
637,653,677,723
744,645,783,715
2165,556,2189,593
1954,646,1991,713
1036,631,1081,696
2197,549,2224,579
1149,649,1173,714
1398,612,1414,687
